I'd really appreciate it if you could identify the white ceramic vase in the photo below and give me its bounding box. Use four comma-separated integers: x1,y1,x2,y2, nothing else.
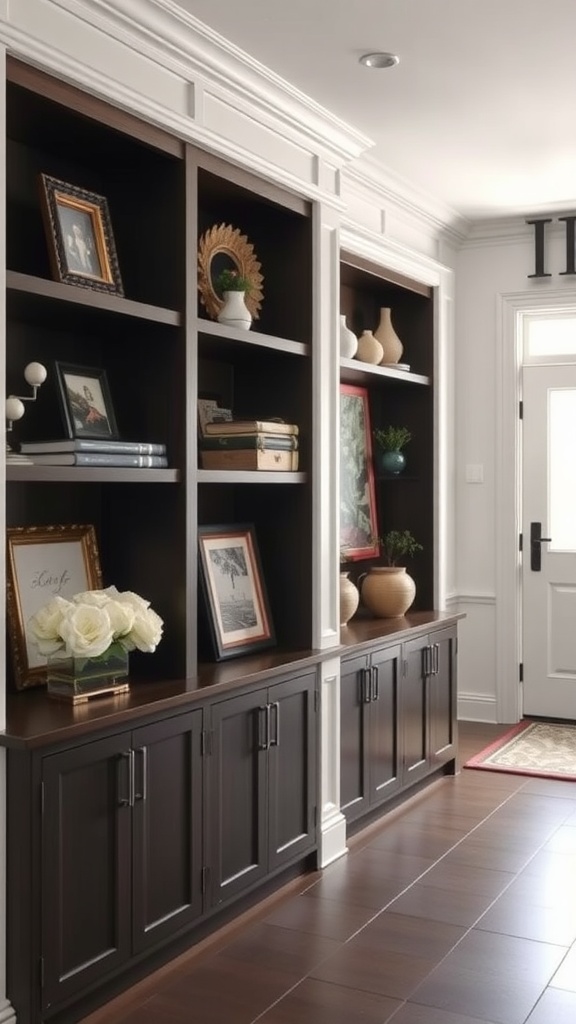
374,307,403,364
339,314,358,359
217,290,252,330
356,329,383,365
339,572,360,626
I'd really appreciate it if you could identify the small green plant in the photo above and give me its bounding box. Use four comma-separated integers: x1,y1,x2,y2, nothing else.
373,425,412,452
378,529,423,566
215,268,251,294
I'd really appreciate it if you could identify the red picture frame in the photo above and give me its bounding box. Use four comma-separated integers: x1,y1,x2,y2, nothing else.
340,383,379,560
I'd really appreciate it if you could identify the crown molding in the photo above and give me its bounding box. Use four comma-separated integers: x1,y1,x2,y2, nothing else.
45,0,373,166
339,221,451,290
344,153,471,245
462,213,576,248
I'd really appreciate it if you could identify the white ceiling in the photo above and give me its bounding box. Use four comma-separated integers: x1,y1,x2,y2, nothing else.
172,0,576,225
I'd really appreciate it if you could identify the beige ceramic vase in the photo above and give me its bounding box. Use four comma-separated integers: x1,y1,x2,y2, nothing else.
374,307,403,365
356,329,383,365
339,572,360,626
359,566,416,618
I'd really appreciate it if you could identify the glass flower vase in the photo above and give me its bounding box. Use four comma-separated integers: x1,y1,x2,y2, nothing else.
47,646,130,704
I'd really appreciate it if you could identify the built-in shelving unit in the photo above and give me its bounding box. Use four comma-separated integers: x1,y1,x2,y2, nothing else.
340,250,435,610
1,52,459,1024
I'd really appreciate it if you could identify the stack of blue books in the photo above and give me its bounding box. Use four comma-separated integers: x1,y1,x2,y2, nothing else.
18,438,168,468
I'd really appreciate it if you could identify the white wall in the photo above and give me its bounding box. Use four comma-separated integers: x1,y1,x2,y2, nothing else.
455,219,576,721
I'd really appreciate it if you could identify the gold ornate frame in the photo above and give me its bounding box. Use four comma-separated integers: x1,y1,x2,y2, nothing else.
39,174,124,296
6,524,103,690
197,223,264,321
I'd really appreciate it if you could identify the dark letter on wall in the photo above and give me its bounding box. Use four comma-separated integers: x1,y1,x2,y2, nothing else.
559,216,576,276
526,219,552,278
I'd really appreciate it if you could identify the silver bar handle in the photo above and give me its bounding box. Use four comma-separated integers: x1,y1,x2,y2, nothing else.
135,746,147,802
269,702,280,746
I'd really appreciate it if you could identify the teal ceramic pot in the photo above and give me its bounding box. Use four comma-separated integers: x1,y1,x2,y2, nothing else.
379,450,406,475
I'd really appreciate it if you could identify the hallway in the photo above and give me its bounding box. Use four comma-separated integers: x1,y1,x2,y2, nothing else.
83,722,576,1024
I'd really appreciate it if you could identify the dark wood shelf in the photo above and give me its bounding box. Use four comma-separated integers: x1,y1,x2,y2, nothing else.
340,356,430,387
6,465,180,483
197,469,306,484
7,271,181,328
197,318,309,357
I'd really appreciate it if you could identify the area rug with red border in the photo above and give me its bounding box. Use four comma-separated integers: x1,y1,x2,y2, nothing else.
464,720,576,780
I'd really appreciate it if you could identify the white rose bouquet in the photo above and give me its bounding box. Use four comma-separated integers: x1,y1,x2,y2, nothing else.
28,585,164,664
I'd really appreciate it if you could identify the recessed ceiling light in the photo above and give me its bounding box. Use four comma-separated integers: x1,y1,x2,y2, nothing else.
359,52,399,69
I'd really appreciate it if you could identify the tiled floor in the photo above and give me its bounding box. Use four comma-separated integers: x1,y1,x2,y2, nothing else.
82,722,576,1024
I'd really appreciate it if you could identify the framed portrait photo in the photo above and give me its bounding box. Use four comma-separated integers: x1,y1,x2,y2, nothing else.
340,383,380,560
39,174,124,295
55,361,119,440
6,524,103,690
198,524,275,661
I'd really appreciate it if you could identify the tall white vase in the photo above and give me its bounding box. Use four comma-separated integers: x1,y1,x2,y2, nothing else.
217,290,252,330
339,314,358,358
374,306,403,364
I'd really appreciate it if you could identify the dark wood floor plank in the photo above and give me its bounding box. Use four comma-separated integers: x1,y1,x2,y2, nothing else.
254,977,402,1024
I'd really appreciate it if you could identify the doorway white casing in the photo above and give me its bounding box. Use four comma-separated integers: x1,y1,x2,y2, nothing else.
497,289,576,724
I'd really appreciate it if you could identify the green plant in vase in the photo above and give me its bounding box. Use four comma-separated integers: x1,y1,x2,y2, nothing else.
359,530,423,618
378,529,423,566
214,268,253,330
214,268,252,296
373,425,412,475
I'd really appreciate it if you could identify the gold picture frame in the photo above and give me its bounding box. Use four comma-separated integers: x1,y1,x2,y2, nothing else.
39,174,124,295
6,524,103,690
197,222,264,321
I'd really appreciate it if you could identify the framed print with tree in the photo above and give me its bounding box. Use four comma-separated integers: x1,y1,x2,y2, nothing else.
198,524,275,661
55,361,119,440
340,383,380,560
39,174,124,295
6,524,103,690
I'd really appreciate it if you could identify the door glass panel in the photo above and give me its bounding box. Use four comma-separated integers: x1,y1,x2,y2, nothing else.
549,388,576,551
528,317,576,357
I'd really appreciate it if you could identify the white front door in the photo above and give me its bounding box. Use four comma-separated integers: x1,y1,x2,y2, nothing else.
522,363,576,719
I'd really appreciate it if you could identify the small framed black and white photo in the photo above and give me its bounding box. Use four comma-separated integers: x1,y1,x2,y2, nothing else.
198,524,275,661
39,174,124,295
55,361,119,440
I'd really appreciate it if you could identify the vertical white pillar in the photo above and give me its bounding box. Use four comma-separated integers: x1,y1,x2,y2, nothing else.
0,40,16,1024
312,198,347,865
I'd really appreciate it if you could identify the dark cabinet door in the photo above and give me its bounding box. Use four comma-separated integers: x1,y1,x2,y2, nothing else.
401,635,430,785
267,671,317,871
208,690,268,906
340,653,370,822
340,645,401,823
368,644,402,805
428,626,457,770
132,710,204,953
41,733,132,1012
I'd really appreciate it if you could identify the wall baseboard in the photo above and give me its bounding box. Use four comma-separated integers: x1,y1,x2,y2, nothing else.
458,693,500,723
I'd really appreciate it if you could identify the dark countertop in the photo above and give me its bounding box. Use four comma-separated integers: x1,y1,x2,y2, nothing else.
1,610,464,750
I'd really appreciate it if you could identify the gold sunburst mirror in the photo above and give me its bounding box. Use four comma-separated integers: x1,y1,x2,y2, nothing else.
197,223,264,321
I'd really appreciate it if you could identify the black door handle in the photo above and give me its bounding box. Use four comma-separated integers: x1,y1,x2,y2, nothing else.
530,522,552,571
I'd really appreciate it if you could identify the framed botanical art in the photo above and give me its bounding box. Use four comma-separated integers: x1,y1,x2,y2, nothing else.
39,174,124,295
340,383,380,560
55,361,120,440
6,524,103,690
198,524,275,660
